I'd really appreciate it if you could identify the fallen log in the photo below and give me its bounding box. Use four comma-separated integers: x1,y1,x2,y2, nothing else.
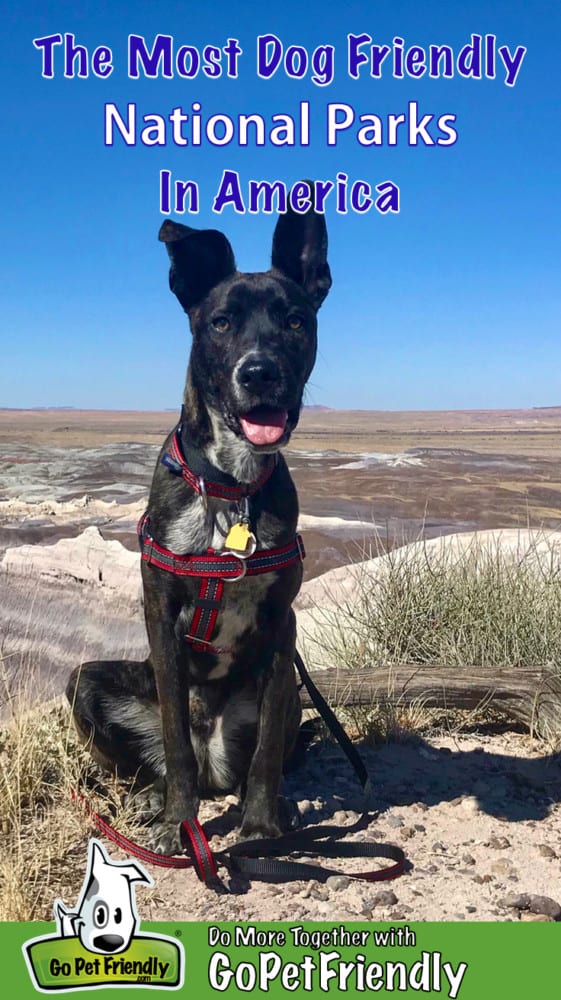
301,664,561,739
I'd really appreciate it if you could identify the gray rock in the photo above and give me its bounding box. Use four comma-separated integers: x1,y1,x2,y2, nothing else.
310,885,330,901
498,893,531,910
372,890,399,908
537,844,557,859
461,796,481,816
491,858,515,876
332,810,350,824
386,815,404,829
1,525,142,599
326,876,351,891
528,895,561,920
487,836,511,850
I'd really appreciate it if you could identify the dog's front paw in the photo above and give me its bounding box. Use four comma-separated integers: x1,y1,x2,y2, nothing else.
239,823,282,841
239,816,282,841
145,820,184,856
127,781,165,823
240,795,300,840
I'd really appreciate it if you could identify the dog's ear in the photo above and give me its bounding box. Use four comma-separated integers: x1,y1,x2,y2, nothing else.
271,185,332,310
159,220,236,313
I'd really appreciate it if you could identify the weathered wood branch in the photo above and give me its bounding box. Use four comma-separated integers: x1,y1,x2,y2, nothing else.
301,665,561,738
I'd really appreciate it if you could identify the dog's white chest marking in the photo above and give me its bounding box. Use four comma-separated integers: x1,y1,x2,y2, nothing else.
165,497,225,553
192,693,258,790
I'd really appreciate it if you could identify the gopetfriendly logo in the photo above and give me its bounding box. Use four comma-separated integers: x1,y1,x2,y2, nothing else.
23,839,184,992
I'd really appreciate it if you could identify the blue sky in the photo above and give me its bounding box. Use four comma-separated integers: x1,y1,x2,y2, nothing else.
2,0,560,411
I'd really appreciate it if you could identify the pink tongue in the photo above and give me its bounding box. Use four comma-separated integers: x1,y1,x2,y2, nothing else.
239,408,288,445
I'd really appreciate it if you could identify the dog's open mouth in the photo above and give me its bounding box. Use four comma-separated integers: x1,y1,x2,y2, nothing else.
239,406,288,446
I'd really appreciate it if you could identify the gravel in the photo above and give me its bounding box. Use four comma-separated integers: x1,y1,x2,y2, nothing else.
132,730,561,923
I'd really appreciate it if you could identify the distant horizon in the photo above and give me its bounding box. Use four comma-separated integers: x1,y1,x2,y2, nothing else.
3,403,561,415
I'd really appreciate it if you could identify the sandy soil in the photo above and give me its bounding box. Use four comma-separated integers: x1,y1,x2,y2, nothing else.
135,728,561,923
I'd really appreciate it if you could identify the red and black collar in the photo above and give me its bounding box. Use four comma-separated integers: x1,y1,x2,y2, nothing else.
161,423,276,502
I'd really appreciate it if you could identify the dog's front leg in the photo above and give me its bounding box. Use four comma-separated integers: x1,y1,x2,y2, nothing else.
148,618,199,855
240,613,297,840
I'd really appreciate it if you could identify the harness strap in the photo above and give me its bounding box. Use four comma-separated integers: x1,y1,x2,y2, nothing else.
139,514,305,579
186,577,228,653
138,514,305,655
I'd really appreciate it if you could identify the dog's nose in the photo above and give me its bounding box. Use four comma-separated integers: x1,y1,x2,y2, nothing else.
237,356,280,393
93,934,125,952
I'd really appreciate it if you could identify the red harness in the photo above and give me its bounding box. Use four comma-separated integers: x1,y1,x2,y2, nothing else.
138,514,305,653
138,433,304,654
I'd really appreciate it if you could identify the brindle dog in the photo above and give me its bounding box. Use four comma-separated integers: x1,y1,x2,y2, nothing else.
68,196,331,854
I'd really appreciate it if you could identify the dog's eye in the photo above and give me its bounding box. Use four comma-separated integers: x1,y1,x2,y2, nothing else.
93,903,108,928
287,315,304,331
114,908,122,924
212,316,231,333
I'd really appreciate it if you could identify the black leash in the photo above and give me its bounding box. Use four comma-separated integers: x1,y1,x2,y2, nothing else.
215,651,405,885
294,650,371,797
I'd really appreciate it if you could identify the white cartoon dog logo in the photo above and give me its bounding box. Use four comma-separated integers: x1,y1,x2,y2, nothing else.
54,839,153,955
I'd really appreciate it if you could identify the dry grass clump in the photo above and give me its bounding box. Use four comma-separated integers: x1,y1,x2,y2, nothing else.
303,531,561,742
310,531,561,671
0,666,145,921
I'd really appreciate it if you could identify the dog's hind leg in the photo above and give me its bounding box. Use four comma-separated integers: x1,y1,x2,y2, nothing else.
67,659,164,786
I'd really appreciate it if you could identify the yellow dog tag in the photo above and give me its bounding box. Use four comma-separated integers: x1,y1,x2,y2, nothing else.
224,521,256,556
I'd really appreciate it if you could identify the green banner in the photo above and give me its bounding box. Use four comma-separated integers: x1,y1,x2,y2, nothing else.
4,920,558,998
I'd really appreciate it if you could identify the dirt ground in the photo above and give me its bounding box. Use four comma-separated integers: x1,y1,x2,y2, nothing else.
3,405,561,455
122,726,561,924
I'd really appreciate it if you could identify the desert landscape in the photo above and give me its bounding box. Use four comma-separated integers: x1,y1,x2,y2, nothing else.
1,406,561,923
